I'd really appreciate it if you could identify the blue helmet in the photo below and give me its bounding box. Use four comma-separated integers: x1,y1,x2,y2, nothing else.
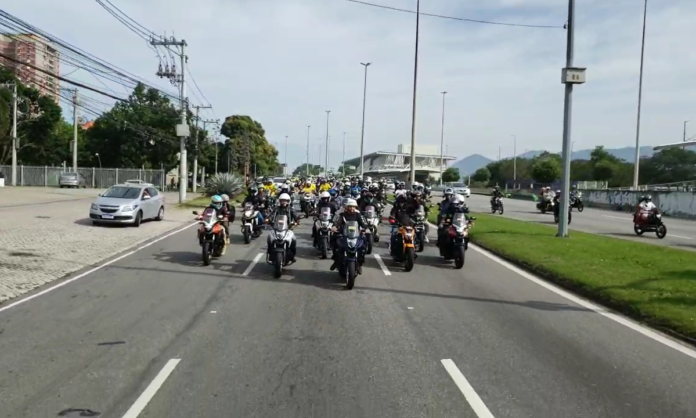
211,195,223,210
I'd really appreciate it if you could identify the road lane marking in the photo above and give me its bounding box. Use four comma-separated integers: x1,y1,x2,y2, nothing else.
242,252,264,276
0,222,199,314
602,215,693,239
373,254,391,276
121,358,181,418
441,359,495,418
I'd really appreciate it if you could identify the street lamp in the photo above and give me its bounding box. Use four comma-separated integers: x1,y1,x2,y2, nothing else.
359,62,371,179
512,135,517,181
284,135,288,177
684,121,689,149
408,0,421,185
94,153,102,188
306,125,311,176
632,0,648,189
325,110,331,175
438,91,447,186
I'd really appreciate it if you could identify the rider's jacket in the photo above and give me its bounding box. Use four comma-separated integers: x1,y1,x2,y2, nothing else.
316,200,338,215
333,211,368,231
269,205,299,224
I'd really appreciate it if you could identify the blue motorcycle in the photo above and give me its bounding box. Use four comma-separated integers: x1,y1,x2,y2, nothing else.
337,221,365,290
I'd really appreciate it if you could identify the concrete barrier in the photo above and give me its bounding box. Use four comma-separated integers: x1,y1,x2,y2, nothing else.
582,190,696,219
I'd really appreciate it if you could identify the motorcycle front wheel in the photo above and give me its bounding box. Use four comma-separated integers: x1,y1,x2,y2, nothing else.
273,251,283,278
577,201,584,212
202,241,212,266
346,260,356,290
454,246,465,269
243,228,251,244
404,247,415,272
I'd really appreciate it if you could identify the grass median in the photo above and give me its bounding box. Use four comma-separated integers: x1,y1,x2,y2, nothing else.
429,208,696,341
178,192,247,209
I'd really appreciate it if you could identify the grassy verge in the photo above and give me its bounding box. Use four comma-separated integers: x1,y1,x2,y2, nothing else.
450,209,696,341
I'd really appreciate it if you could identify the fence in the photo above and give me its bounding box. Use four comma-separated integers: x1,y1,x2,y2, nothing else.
0,165,166,189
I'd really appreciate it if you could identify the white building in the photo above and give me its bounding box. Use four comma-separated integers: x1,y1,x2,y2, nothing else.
342,144,456,181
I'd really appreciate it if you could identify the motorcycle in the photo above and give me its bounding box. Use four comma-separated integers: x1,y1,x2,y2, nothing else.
553,198,572,224
362,205,380,254
491,197,504,214
314,206,333,259
536,194,554,214
336,221,365,290
633,209,667,238
266,214,295,278
439,212,472,269
300,193,314,218
192,208,226,266
389,220,416,272
570,192,584,212
412,204,427,253
240,202,261,244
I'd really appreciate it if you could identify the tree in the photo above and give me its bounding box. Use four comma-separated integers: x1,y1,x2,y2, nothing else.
472,167,491,183
531,158,561,183
442,167,460,183
219,115,279,176
293,163,322,176
592,159,617,182
336,164,357,176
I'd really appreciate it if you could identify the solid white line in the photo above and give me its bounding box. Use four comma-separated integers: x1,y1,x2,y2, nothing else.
373,254,391,276
242,252,263,276
441,359,495,418
0,222,199,314
121,358,181,418
424,220,696,359
469,242,696,360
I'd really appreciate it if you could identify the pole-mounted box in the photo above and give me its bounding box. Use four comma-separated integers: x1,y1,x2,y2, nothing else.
562,67,586,84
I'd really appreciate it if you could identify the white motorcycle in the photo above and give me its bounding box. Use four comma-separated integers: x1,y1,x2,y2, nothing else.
314,206,333,259
240,202,260,244
362,205,380,254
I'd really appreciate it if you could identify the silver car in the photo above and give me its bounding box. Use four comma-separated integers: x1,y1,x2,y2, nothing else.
59,172,87,188
451,183,471,198
89,183,165,226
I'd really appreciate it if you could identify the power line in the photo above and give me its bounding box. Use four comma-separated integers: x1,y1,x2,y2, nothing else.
345,0,564,29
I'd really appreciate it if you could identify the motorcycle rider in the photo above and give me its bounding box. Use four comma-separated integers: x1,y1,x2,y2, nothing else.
241,186,266,227
199,195,229,248
634,195,658,223
437,194,470,247
409,190,430,242
490,186,504,209
329,198,368,271
357,191,381,213
437,188,455,224
266,193,299,263
389,194,413,250
312,191,338,244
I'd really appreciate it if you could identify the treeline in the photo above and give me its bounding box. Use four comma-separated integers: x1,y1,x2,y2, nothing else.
0,68,281,175
470,146,696,187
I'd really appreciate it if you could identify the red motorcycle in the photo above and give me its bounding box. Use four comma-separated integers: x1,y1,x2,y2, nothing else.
633,209,667,239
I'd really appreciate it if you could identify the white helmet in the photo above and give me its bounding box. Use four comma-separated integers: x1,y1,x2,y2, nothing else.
454,194,465,204
320,191,330,198
344,198,358,207
278,193,291,202
444,187,454,195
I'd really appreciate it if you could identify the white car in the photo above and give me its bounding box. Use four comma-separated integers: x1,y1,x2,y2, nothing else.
451,183,471,198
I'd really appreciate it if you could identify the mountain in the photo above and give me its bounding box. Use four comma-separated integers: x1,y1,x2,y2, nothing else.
451,154,493,175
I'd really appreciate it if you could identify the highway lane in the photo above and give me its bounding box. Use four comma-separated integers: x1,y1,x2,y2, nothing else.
466,194,696,251
0,211,695,417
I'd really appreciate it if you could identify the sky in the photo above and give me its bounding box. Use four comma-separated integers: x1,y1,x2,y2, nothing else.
4,0,696,172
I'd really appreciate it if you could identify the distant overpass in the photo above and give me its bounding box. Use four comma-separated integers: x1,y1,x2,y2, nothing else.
653,140,696,151
342,150,457,181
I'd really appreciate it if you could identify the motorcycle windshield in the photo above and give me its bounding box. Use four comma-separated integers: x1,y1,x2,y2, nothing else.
320,207,332,221
416,205,425,217
364,206,376,218
274,215,289,231
344,221,359,239
244,203,254,211
202,208,217,223
452,213,466,228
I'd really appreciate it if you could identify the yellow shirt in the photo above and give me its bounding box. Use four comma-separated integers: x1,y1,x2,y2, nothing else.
319,183,331,192
262,184,276,195
301,185,316,194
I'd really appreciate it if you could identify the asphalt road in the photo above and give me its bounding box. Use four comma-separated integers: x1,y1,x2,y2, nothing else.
1,208,696,417
466,194,696,251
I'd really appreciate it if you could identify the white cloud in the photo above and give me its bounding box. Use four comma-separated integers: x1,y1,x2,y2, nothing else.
4,0,695,170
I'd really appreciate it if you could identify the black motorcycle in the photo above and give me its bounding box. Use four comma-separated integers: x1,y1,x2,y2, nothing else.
314,206,333,259
412,204,427,253
335,221,366,290
491,197,504,215
439,213,472,269
570,193,584,212
266,214,295,278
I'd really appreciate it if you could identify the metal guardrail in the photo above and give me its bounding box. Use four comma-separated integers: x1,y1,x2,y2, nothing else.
0,165,166,189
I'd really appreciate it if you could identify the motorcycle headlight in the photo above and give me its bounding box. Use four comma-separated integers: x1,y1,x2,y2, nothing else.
205,223,213,230
321,221,330,228
347,238,357,248
416,216,424,222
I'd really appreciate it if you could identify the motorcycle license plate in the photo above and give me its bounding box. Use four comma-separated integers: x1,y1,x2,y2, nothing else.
101,214,114,219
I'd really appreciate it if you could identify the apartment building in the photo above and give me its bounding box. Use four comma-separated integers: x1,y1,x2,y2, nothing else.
0,33,60,102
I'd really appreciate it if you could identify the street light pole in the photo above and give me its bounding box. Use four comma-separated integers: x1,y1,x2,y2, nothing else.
284,135,288,177
325,110,330,175
438,91,447,186
306,125,311,176
632,0,648,189
512,135,517,181
359,62,371,179
408,0,421,185
684,120,689,149
343,132,347,177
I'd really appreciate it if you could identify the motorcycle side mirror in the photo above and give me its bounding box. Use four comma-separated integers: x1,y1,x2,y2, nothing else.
192,211,199,215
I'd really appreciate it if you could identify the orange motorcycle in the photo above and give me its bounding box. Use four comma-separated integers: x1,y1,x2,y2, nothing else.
192,208,227,266
389,219,416,272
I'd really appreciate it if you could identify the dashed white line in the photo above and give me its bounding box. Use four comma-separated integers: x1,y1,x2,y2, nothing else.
121,358,181,418
242,252,264,276
373,254,391,276
441,359,495,418
0,222,199,314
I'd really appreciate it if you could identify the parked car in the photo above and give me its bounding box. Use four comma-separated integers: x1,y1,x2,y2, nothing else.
89,183,165,227
59,172,87,188
450,183,470,198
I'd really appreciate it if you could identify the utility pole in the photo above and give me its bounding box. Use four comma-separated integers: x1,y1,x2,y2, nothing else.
359,62,371,179
306,125,311,176
1,83,17,185
191,105,211,193
408,0,421,185
632,0,648,189
342,132,347,177
438,91,447,186
284,135,288,177
324,110,330,175
558,0,586,237
684,120,689,150
72,89,78,173
512,135,517,181
201,118,219,176
152,36,189,203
